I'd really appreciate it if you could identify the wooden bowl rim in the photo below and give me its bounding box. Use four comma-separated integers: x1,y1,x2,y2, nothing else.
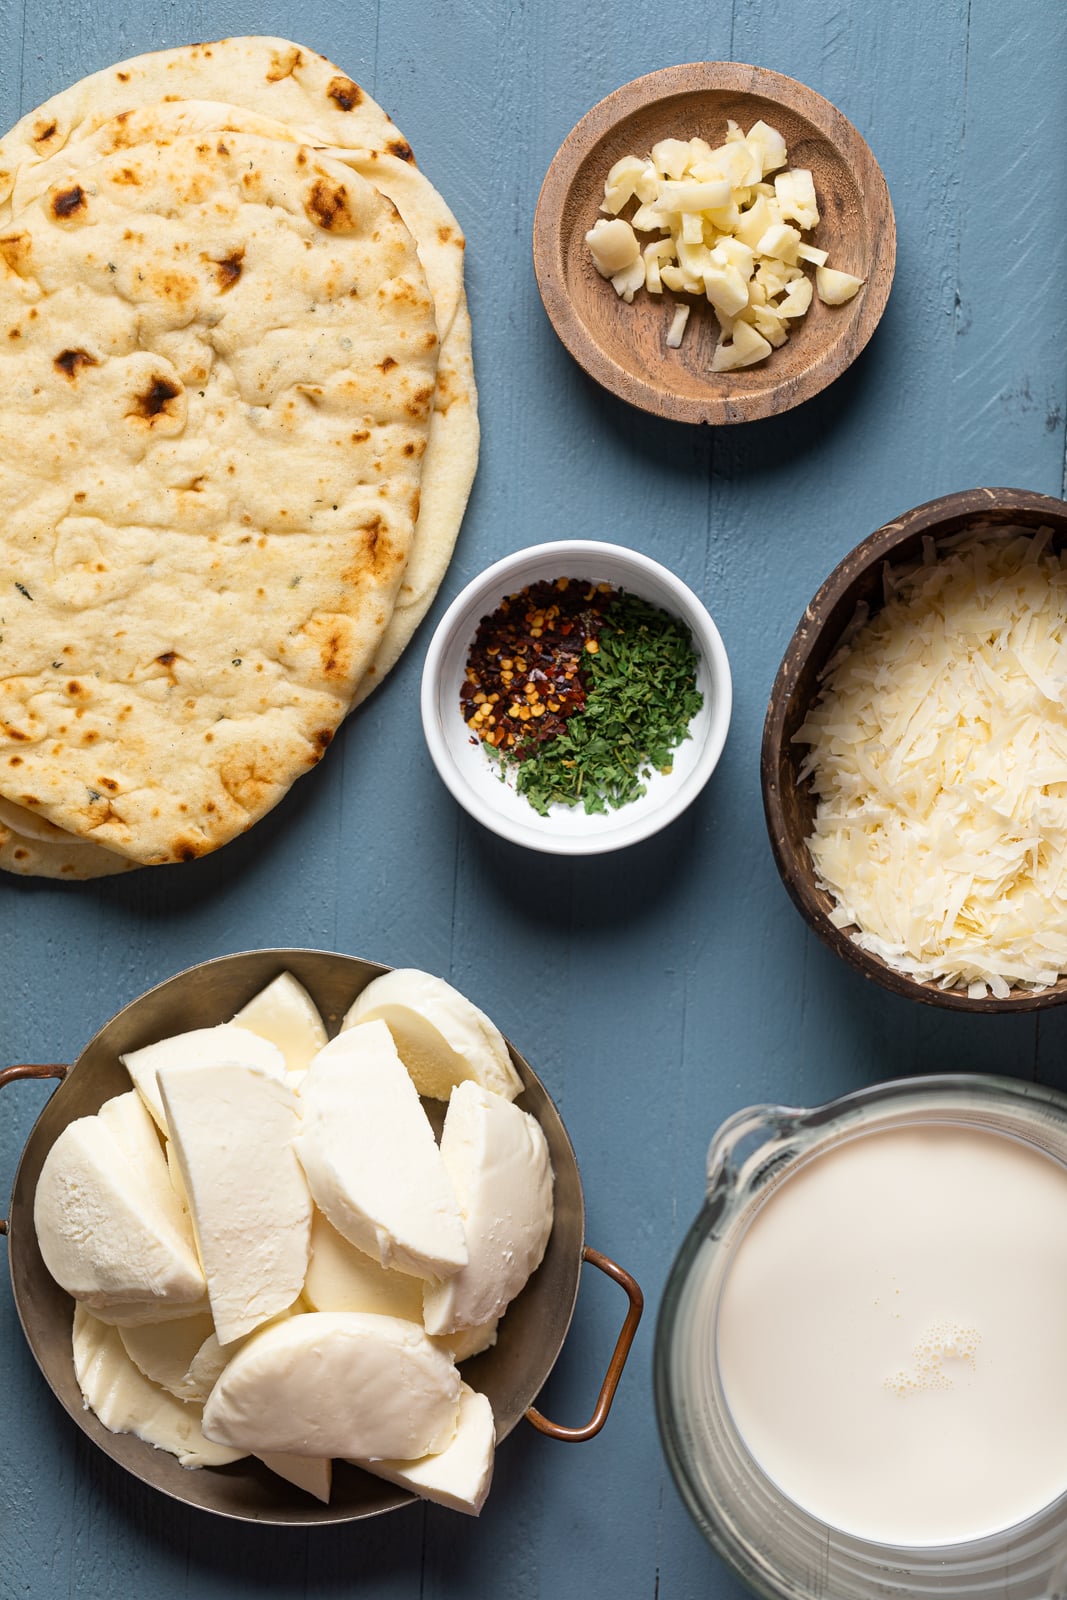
761,486,1067,1013
533,61,896,425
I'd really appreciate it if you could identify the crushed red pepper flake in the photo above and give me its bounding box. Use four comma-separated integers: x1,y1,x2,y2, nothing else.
461,578,612,754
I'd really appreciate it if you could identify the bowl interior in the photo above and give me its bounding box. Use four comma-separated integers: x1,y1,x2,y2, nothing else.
762,490,1067,1013
534,64,895,423
7,949,585,1523
423,543,731,855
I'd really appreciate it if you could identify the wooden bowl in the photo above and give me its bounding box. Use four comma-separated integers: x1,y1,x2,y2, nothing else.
761,487,1067,1013
533,63,895,425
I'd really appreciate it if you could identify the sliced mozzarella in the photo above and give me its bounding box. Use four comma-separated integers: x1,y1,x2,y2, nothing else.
257,1453,332,1503
303,1211,423,1321
423,1082,554,1336
118,1311,217,1399
159,1061,311,1345
231,972,328,1077
35,1094,205,1319
341,969,521,1103
73,1305,244,1468
350,1383,495,1516
182,1332,230,1404
296,1021,467,1281
431,1319,499,1364
122,1025,286,1134
202,1311,461,1459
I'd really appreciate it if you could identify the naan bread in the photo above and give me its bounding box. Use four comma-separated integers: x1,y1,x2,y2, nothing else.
0,41,480,876
0,36,414,208
0,820,134,878
0,132,437,864
2,105,480,710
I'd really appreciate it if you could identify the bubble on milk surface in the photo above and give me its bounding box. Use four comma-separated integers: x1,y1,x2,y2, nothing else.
883,1321,981,1398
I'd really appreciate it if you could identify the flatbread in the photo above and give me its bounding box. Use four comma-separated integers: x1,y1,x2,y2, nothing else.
0,37,415,209
0,41,480,876
0,819,134,878
0,132,437,864
2,106,480,707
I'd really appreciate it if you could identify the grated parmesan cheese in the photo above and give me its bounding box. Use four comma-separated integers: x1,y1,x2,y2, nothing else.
794,525,1067,996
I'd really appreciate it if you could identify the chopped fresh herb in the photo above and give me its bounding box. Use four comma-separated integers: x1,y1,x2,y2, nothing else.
86,788,102,803
289,575,303,588
14,582,32,601
232,657,242,667
51,661,62,669
107,262,117,273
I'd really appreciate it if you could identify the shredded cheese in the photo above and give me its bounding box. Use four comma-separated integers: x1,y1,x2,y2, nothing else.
794,526,1067,996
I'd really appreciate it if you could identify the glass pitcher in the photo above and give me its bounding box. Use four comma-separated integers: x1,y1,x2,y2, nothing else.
654,1074,1067,1600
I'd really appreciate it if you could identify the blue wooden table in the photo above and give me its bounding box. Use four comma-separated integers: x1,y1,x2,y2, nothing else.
3,3,1066,1597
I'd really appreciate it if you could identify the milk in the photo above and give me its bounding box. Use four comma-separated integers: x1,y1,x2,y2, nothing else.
716,1124,1067,1546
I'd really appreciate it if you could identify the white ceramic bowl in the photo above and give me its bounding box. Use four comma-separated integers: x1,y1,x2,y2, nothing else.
421,541,731,854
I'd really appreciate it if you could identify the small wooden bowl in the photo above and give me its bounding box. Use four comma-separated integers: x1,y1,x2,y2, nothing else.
762,487,1067,1013
533,63,895,425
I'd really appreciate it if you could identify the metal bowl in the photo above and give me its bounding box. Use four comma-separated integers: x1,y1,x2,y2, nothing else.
1,949,642,1523
761,487,1067,1012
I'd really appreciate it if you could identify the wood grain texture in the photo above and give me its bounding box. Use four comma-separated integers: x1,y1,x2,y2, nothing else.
1,1,1066,1598
533,62,895,423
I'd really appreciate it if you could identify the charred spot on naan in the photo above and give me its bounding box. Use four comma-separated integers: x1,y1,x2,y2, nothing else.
303,177,362,233
125,374,186,431
326,75,364,113
206,247,244,291
31,118,62,155
266,46,305,82
53,348,98,380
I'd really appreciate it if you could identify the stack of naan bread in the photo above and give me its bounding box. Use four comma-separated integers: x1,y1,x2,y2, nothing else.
0,38,478,879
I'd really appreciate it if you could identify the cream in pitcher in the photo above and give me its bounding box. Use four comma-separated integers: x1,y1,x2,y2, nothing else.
716,1123,1067,1546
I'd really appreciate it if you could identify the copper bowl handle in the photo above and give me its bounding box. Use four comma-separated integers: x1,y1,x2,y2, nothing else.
0,1063,68,1235
524,1245,643,1443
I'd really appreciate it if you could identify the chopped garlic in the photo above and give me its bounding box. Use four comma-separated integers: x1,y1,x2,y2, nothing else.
776,277,814,318
711,318,772,371
586,122,864,361
816,265,865,304
610,256,646,303
774,169,819,230
585,217,640,277
666,304,690,348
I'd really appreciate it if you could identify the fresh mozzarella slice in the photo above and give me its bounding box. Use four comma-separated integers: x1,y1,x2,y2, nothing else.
165,1140,190,1211
34,1094,205,1319
160,1061,312,1345
341,969,521,1102
431,1319,499,1364
73,1305,245,1468
257,1452,332,1503
118,1311,216,1399
182,1332,230,1405
122,1025,287,1134
202,1311,461,1459
423,1082,554,1336
295,1022,467,1281
303,1211,423,1321
231,972,328,1077
89,1294,211,1328
351,1383,495,1516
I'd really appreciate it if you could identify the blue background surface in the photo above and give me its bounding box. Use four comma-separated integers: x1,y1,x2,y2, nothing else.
2,2,1066,1596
